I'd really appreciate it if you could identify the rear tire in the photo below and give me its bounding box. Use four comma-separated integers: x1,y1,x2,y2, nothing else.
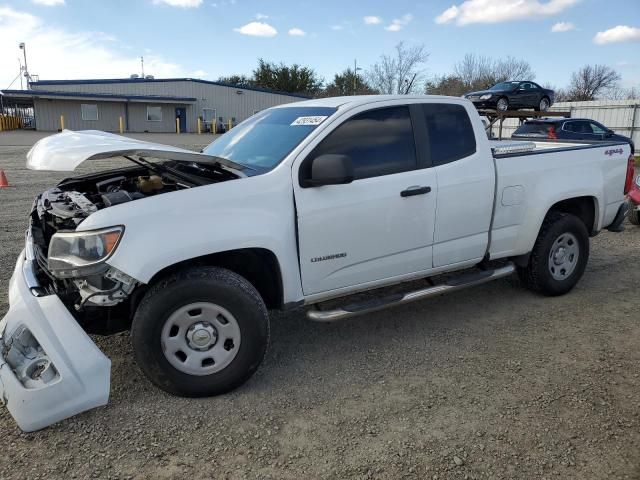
131,266,269,397
628,206,640,226
517,212,589,296
535,97,550,112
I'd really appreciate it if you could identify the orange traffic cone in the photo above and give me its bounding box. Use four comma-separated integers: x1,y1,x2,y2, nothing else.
0,170,9,188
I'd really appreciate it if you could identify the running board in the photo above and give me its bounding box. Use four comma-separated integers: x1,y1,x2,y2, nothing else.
307,263,515,322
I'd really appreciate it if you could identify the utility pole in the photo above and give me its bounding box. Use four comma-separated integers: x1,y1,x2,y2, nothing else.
18,58,23,90
353,59,362,95
19,43,30,89
141,56,145,78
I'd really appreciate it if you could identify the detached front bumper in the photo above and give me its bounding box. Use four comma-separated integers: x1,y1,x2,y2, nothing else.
0,250,111,432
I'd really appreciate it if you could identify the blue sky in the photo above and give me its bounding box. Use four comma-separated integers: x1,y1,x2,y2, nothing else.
0,0,639,91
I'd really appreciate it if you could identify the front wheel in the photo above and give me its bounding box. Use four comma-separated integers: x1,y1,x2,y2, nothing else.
496,97,509,111
517,212,589,296
131,266,269,397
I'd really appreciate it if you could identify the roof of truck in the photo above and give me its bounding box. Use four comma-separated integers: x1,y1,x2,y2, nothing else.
274,94,463,109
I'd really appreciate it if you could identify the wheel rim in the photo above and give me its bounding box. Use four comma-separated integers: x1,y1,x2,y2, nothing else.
161,302,241,376
497,98,508,111
540,98,549,111
548,232,579,281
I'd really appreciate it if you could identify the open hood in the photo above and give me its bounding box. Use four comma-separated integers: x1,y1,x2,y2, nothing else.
27,130,242,173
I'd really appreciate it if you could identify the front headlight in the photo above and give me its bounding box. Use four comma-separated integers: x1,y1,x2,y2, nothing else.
480,94,492,100
48,226,124,278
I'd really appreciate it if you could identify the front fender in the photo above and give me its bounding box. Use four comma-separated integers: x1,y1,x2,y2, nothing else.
78,170,303,304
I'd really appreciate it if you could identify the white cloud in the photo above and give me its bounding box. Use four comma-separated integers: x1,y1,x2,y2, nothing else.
594,25,640,45
31,0,65,6
233,21,277,37
330,24,344,30
153,0,202,6
551,21,574,32
363,16,382,25
288,27,306,36
255,13,269,19
385,14,413,32
0,6,192,88
435,0,579,25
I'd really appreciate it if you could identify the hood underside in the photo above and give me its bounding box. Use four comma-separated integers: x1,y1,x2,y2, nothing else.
27,130,241,172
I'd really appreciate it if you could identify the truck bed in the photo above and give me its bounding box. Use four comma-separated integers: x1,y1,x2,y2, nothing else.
487,138,631,260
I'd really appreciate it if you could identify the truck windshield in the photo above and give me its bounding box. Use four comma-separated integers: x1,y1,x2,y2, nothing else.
203,106,337,172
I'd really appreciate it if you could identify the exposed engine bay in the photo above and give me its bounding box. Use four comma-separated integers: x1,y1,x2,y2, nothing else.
28,159,240,332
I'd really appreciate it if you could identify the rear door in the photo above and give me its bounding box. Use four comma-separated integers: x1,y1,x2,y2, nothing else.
293,103,437,295
420,103,495,267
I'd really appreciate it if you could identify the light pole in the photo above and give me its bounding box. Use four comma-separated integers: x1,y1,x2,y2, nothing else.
19,43,30,89
353,59,363,95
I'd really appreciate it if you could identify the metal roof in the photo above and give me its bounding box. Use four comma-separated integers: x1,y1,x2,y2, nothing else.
29,77,311,99
0,89,196,103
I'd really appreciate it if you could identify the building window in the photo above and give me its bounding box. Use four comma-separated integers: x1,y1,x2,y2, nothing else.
202,108,216,124
147,106,162,122
81,104,98,121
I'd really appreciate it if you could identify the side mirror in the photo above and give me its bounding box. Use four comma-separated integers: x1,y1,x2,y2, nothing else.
303,154,354,187
605,130,614,138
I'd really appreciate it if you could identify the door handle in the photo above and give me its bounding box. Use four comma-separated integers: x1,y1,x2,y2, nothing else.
400,186,431,197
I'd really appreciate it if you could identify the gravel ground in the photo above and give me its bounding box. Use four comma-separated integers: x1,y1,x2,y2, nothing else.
0,133,639,480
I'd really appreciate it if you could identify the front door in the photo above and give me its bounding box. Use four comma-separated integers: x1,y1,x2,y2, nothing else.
175,107,187,133
294,104,437,296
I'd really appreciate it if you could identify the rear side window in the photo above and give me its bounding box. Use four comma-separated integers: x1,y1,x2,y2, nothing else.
311,106,417,180
422,104,476,166
514,122,554,136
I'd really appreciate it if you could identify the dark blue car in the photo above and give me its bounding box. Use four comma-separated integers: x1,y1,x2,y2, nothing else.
512,118,635,153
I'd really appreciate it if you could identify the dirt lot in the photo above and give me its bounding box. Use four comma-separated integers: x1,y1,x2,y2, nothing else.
0,132,639,480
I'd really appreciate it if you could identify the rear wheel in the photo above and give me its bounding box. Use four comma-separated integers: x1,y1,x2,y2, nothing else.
131,266,269,397
496,97,509,111
517,212,589,296
628,206,640,226
536,97,550,112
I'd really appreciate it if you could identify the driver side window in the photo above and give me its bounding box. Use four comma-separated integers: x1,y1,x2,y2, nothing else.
308,106,417,180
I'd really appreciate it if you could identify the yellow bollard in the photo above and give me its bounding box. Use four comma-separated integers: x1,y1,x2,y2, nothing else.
176,117,180,134
60,115,65,131
197,117,202,134
227,119,232,131
119,116,124,134
213,121,217,134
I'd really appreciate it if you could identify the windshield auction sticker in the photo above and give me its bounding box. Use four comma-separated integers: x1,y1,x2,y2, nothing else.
291,116,328,126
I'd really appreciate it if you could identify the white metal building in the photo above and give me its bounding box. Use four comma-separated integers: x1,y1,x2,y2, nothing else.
1,78,307,133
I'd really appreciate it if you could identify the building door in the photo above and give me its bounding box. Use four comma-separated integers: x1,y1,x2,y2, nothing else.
175,107,187,133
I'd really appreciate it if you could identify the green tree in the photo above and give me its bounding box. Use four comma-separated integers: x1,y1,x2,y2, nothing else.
321,68,377,96
217,74,253,88
251,59,323,95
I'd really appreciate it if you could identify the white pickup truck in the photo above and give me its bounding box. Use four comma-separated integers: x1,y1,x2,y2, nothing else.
1,95,635,431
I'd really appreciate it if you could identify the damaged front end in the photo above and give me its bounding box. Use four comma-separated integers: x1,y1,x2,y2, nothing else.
0,249,111,432
1,131,246,431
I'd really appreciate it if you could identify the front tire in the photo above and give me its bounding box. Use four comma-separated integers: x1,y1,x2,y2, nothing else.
131,266,269,397
496,97,509,111
517,212,589,296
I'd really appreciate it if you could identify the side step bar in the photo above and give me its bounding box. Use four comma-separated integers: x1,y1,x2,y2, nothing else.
307,263,515,322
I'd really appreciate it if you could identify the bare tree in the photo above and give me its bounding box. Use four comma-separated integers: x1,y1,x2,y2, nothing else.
453,53,535,92
601,84,640,100
565,65,621,101
367,42,429,94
